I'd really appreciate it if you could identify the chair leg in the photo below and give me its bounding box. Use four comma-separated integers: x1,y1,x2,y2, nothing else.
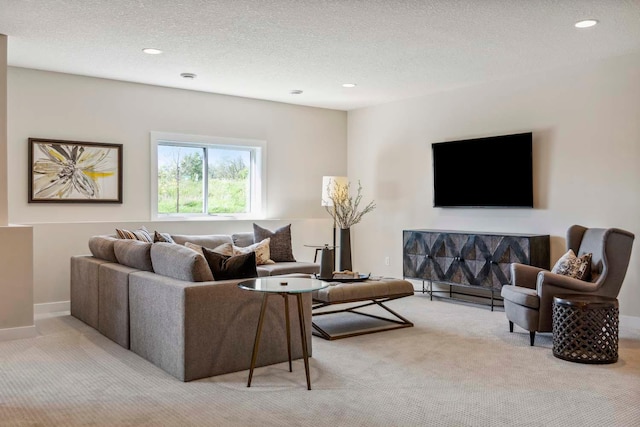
529,331,535,346
509,321,513,333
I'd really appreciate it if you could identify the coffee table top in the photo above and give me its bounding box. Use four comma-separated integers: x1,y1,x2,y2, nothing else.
238,277,329,294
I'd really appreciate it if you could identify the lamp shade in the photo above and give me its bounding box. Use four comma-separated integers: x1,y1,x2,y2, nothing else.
321,176,348,206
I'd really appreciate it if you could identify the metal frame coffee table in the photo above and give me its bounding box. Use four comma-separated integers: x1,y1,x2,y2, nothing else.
238,277,329,390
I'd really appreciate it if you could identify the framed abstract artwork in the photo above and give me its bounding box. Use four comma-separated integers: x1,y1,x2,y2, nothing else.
28,138,123,203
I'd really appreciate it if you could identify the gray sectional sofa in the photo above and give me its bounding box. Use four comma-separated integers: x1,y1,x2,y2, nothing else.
70,232,320,381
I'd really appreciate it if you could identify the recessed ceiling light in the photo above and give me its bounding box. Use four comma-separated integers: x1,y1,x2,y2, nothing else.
342,83,357,88
575,19,598,28
142,48,163,55
290,89,303,95
180,72,197,79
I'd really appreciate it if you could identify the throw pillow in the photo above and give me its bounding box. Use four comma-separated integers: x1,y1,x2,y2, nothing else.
202,247,258,281
551,250,592,281
212,243,235,257
184,241,204,255
233,238,274,265
116,226,153,243
153,231,175,244
253,223,296,262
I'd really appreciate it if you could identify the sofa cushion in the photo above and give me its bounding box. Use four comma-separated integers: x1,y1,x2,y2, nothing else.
256,261,319,276
88,235,118,262
171,234,233,249
232,232,254,248
151,242,214,282
500,285,540,309
253,223,296,262
115,226,153,243
202,248,258,281
114,240,153,271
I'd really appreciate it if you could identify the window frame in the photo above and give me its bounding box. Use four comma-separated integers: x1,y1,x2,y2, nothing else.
150,131,266,220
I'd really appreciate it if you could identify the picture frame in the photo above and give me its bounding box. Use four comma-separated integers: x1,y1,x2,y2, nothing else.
28,138,123,203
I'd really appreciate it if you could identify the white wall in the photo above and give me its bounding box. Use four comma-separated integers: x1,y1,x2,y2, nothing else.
348,52,640,317
8,68,346,305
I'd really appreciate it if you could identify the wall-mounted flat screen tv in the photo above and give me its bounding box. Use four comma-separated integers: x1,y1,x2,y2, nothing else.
432,132,533,208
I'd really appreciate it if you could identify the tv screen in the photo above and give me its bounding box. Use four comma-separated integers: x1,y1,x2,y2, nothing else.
432,132,533,208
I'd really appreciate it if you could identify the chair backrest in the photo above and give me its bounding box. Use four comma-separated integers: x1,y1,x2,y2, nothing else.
566,224,635,297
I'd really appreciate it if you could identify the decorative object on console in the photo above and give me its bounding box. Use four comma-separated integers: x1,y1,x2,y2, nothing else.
551,249,592,280
323,178,376,271
29,138,123,203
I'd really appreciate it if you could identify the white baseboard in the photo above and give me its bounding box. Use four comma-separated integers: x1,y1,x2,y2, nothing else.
620,315,640,332
0,325,37,342
34,301,70,315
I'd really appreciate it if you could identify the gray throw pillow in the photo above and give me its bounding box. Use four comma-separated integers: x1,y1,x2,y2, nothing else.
253,223,296,262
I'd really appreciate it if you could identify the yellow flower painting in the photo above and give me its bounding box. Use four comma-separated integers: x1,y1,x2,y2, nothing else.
29,139,122,203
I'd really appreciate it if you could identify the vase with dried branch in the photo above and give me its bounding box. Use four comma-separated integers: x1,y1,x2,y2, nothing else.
323,180,376,271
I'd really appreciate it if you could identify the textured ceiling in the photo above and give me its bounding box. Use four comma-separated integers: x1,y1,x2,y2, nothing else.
1,0,640,110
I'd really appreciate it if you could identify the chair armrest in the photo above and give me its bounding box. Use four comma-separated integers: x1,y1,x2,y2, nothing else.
510,263,545,289
535,271,599,332
536,271,597,293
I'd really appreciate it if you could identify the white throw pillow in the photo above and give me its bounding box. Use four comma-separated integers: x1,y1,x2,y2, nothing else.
232,238,274,265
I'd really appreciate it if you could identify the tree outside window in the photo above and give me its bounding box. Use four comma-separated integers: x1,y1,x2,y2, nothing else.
157,144,252,215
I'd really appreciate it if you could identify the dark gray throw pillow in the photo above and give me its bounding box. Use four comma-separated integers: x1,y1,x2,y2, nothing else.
202,247,258,281
253,223,296,262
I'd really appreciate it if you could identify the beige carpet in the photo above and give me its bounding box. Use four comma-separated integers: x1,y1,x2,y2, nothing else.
1,294,639,427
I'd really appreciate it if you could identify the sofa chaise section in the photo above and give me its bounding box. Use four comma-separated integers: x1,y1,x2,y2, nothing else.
129,271,312,382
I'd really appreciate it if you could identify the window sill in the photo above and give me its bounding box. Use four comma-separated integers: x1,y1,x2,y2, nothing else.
153,214,266,222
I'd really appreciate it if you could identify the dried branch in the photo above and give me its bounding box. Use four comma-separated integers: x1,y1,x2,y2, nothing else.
324,180,376,229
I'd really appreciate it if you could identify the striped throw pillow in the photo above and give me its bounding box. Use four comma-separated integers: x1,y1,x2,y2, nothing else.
115,226,153,243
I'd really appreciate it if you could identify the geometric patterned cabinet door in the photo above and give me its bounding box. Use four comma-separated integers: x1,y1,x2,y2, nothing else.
403,229,550,308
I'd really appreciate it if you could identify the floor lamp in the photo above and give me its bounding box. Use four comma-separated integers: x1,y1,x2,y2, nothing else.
321,176,348,267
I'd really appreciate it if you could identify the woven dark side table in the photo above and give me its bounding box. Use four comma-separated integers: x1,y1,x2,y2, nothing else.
552,294,619,364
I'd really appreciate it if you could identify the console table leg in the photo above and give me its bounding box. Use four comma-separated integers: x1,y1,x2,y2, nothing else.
296,293,311,390
248,293,269,387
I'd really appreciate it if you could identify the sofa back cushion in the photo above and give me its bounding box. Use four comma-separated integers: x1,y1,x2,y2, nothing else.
170,234,233,249
151,242,214,282
114,240,153,271
89,235,119,262
232,232,254,248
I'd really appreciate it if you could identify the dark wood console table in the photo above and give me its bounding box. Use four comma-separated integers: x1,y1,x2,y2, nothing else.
402,229,550,310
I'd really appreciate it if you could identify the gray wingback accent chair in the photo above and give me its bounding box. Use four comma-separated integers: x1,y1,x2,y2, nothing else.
500,225,635,346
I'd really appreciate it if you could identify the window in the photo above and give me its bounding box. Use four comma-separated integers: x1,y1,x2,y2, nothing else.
150,132,265,219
